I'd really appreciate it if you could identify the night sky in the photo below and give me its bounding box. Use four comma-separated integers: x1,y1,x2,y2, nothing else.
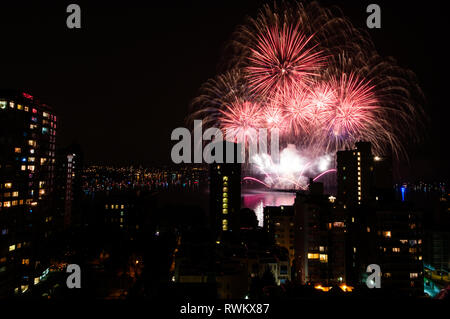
0,0,447,182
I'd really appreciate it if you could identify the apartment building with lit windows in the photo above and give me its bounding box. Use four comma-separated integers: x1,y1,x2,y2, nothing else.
0,90,57,296
263,205,295,265
372,209,424,296
209,141,241,240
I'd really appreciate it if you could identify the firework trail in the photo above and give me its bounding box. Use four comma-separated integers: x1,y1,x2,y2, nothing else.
189,1,424,189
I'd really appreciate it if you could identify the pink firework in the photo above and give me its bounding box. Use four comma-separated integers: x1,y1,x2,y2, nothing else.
218,100,263,145
307,82,336,128
281,87,314,136
246,22,324,96
261,101,287,133
326,73,381,145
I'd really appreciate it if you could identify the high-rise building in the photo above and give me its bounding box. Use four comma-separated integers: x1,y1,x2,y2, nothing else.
337,141,393,208
0,91,57,296
293,190,332,285
337,141,373,207
371,209,424,296
263,205,295,265
55,144,83,230
209,141,241,240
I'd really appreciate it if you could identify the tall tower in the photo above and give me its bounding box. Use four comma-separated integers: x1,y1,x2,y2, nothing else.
0,91,57,296
209,141,241,240
336,141,374,207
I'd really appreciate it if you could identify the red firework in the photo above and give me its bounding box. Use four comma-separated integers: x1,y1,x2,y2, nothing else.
326,73,380,140
218,100,263,144
261,101,287,134
306,82,336,128
281,87,314,136
246,22,324,96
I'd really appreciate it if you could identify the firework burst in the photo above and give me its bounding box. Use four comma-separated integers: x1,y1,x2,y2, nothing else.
189,1,424,189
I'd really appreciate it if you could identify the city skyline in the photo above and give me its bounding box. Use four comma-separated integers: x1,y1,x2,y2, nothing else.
0,0,449,306
0,1,447,183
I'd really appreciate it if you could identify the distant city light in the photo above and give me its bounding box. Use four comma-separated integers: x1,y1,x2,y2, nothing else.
401,186,406,201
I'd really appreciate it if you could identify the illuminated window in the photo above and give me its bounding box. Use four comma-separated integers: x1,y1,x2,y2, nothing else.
222,198,228,204
4,201,11,208
223,203,228,209
27,165,35,172
392,247,400,252
0,101,7,109
307,253,319,259
222,219,228,231
222,208,228,214
28,157,35,162
9,245,15,251
319,254,328,263
333,221,345,228
22,259,30,265
222,192,228,198
4,183,12,189
12,200,18,206
121,204,124,209
319,246,324,252
223,187,228,192
14,147,21,153
410,273,418,278
223,176,228,182
17,104,23,110
383,231,391,238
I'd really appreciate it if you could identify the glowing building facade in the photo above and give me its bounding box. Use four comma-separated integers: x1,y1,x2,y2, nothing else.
0,91,57,296
209,142,241,239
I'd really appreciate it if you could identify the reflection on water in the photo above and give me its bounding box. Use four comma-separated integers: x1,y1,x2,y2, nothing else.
241,190,296,227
